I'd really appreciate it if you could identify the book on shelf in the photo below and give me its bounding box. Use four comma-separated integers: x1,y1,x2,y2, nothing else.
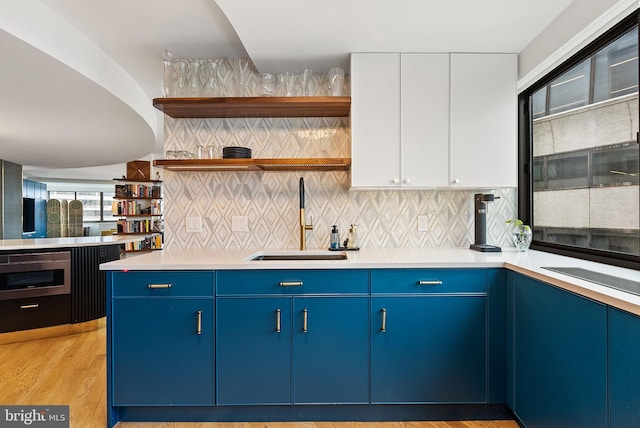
115,183,161,198
116,219,162,234
113,200,162,216
124,235,163,252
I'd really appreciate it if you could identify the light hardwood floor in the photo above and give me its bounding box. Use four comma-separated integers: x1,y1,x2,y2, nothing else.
0,322,518,428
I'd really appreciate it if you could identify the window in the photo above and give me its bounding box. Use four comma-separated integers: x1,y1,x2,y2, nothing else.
519,11,640,268
47,190,116,222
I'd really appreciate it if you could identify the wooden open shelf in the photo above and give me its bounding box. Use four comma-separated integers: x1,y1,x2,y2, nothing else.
153,158,351,172
152,96,351,118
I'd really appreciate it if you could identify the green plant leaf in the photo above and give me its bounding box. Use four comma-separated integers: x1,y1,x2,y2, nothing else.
505,218,523,227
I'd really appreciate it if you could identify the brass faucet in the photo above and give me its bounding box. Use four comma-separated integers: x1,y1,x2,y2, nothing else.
299,177,313,250
299,208,313,250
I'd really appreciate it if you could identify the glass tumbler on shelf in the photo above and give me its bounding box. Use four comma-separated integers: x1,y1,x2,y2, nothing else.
232,57,251,96
205,144,218,159
328,67,345,96
301,68,314,96
173,60,189,97
203,60,219,97
277,72,298,96
161,50,173,97
260,73,275,97
195,144,205,159
187,60,202,97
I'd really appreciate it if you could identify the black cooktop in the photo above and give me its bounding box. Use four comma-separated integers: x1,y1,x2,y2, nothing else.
543,267,640,297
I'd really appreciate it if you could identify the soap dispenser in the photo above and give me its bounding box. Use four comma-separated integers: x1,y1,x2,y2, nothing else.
330,225,340,249
346,224,358,249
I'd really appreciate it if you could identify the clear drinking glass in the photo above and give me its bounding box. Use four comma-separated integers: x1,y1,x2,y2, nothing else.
174,60,189,97
195,144,205,159
277,72,298,96
205,144,217,159
203,60,219,97
260,73,275,96
233,57,251,96
187,60,202,97
161,50,173,97
301,69,314,96
328,67,345,96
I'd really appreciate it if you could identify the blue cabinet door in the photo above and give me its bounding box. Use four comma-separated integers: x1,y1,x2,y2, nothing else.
216,297,292,405
371,295,487,403
609,307,640,428
293,296,370,404
112,298,214,406
511,274,607,428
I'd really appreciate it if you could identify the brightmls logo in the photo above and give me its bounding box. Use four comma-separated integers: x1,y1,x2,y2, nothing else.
0,406,68,427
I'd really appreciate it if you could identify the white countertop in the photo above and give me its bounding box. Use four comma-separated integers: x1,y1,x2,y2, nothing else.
0,235,139,251
100,247,640,316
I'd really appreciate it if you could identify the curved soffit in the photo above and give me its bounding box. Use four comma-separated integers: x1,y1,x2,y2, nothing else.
0,1,156,168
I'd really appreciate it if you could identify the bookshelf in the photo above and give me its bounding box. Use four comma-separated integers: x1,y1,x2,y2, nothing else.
114,179,163,252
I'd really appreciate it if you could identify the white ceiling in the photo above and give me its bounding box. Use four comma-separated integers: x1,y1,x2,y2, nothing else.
1,0,578,182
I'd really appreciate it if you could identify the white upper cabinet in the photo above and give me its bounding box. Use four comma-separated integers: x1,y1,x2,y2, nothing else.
450,53,517,188
401,53,450,188
350,53,449,189
350,53,401,188
350,52,517,190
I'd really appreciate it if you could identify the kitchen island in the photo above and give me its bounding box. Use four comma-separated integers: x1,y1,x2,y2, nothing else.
101,248,640,428
0,236,141,333
0,235,138,251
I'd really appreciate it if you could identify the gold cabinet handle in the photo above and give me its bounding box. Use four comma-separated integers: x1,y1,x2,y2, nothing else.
418,280,443,286
381,308,387,332
302,309,308,333
279,281,303,287
275,309,281,333
148,283,172,289
196,310,202,335
20,304,39,309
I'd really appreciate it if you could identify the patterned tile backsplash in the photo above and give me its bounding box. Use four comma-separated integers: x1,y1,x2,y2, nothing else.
162,59,517,250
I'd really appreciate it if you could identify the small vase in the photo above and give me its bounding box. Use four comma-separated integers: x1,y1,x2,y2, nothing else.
512,225,532,251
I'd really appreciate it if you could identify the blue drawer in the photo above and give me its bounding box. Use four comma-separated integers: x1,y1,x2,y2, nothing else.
371,269,486,294
111,271,214,297
217,269,369,295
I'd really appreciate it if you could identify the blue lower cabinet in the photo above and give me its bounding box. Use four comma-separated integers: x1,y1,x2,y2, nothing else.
293,296,370,404
510,274,607,428
217,296,370,405
112,298,215,406
371,295,487,403
216,297,292,405
609,307,640,427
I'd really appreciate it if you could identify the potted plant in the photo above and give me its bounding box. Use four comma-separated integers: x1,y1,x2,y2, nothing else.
506,219,532,251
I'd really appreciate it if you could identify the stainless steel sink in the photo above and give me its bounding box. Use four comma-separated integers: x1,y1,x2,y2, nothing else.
248,251,347,261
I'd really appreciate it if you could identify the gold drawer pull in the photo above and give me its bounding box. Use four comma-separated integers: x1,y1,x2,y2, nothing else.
20,304,39,309
418,280,443,286
148,283,172,289
279,281,303,287
196,310,202,335
302,309,308,333
275,309,281,333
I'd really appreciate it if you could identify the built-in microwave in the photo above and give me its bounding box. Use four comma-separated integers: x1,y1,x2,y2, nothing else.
0,251,71,301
